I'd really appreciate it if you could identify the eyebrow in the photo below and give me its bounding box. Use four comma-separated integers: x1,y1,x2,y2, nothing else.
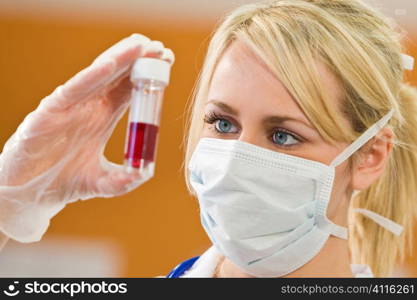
206,100,314,130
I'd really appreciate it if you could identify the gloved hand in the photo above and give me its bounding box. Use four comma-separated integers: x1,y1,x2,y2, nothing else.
0,33,175,243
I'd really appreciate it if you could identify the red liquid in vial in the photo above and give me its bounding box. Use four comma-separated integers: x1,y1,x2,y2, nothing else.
125,122,159,168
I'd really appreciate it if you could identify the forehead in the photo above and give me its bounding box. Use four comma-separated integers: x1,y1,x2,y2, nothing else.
207,39,343,119
210,40,279,92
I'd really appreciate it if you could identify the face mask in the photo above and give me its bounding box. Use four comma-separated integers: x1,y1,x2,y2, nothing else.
188,108,403,277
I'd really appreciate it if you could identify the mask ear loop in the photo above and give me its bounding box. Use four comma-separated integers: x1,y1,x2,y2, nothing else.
326,109,395,239
353,208,403,236
324,52,413,239
329,109,405,236
330,52,413,166
329,109,394,167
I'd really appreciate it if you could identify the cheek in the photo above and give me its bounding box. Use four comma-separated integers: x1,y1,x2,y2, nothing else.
333,160,353,193
326,161,353,220
294,144,342,166
201,124,216,138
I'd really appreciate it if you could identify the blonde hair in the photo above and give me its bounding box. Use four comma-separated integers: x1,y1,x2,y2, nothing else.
183,0,417,277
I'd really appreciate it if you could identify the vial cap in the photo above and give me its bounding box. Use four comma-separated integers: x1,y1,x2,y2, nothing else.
130,57,171,85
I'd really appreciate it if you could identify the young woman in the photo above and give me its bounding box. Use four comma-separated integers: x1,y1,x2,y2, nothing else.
0,0,416,277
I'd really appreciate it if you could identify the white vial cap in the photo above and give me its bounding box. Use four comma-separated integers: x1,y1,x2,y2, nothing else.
131,57,171,85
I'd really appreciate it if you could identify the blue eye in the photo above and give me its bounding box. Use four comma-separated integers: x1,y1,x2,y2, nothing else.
203,112,239,134
203,112,302,148
272,130,299,146
214,119,237,133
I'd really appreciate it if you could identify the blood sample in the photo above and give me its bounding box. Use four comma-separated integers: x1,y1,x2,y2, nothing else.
125,122,159,168
124,58,171,177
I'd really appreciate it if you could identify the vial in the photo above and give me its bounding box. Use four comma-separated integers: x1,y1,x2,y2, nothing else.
124,57,171,177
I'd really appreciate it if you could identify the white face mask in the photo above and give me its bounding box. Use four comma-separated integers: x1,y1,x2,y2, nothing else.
188,108,403,277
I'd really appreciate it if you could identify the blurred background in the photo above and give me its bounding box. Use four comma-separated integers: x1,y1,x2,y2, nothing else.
0,0,416,277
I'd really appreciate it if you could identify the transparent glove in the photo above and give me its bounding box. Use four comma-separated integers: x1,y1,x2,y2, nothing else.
0,33,175,243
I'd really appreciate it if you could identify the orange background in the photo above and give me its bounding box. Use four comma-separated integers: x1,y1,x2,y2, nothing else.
0,11,416,277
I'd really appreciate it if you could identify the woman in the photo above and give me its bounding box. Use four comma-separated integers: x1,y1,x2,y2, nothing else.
0,0,416,277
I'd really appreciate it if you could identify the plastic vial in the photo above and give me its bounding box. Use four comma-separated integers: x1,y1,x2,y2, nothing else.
124,57,171,177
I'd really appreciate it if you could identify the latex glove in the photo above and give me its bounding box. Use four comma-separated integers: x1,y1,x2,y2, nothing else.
0,33,175,243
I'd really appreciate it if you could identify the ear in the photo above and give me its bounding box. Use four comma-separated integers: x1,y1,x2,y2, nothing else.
351,127,394,190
